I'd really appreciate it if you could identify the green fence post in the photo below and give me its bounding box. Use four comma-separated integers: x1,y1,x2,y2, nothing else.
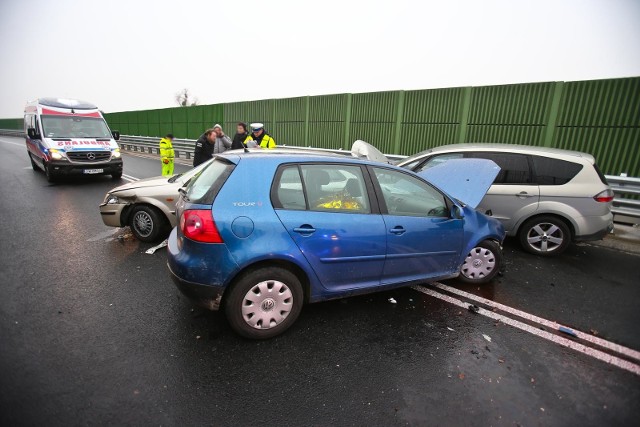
343,93,353,150
304,96,310,146
458,87,472,144
543,82,564,147
271,99,276,136
393,90,405,155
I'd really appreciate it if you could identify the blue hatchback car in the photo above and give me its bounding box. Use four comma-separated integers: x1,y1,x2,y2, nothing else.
168,149,505,339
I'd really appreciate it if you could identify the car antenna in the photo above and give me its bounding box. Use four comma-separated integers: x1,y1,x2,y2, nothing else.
244,146,249,153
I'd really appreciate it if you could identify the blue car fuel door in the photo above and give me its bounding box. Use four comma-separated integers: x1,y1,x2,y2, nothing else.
271,163,387,292
370,167,464,283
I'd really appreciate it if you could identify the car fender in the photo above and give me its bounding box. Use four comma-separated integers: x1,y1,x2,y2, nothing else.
512,200,579,236
124,197,177,227
460,205,505,261
224,252,324,302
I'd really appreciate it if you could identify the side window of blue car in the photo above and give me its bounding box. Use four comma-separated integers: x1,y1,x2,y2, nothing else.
273,166,307,210
301,165,371,213
373,168,449,217
272,164,372,213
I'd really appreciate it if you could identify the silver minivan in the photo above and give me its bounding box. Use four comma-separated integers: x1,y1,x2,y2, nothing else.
398,144,614,256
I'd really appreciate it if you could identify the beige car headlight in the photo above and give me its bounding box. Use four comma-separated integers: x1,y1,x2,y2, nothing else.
105,195,120,204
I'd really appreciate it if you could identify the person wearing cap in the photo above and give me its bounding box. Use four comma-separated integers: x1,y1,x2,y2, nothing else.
159,133,175,176
248,123,276,149
231,122,254,150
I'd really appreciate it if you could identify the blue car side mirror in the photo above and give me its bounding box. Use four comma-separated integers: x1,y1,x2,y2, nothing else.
451,205,464,219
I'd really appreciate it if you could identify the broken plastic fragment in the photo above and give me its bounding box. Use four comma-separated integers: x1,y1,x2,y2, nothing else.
558,326,578,337
388,298,397,304
483,334,492,342
146,239,169,254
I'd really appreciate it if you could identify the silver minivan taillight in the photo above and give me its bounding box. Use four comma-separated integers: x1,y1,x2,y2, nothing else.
593,189,614,203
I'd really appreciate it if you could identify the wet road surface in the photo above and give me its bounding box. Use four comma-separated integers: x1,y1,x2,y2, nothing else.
1,136,639,426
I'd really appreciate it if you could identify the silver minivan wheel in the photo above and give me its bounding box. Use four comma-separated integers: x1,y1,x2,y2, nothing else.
241,280,293,330
519,216,571,256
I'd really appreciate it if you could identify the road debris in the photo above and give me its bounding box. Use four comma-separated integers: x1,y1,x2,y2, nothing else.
146,239,169,254
468,304,480,314
447,327,455,332
483,334,492,342
388,297,397,304
558,326,578,338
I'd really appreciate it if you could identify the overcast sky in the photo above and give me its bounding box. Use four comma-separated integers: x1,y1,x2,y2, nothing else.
0,0,638,117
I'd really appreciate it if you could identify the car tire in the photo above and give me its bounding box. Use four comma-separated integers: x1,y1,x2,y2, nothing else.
129,205,169,243
519,216,571,256
29,154,39,171
459,240,502,284
225,267,304,339
111,172,122,180
44,162,56,182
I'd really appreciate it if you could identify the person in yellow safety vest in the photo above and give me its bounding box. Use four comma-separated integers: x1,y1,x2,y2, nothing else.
159,133,175,177
248,123,276,149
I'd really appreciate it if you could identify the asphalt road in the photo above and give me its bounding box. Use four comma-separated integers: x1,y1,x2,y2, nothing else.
1,136,639,426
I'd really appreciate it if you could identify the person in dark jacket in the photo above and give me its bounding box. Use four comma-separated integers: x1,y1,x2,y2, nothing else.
193,128,216,167
231,122,253,150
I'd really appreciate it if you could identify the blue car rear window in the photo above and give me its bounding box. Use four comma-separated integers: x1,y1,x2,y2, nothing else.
186,158,235,204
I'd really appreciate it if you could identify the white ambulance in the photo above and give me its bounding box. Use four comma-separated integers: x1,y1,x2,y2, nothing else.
24,98,123,181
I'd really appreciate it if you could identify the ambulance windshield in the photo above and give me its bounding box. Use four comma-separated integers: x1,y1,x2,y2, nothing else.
42,116,112,139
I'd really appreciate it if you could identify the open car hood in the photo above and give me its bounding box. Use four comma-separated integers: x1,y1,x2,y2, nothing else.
417,159,500,209
351,140,392,164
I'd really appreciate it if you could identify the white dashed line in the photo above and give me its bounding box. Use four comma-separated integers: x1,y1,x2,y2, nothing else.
412,284,640,376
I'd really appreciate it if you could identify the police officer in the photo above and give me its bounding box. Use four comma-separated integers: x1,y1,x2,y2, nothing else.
159,133,175,176
248,123,276,149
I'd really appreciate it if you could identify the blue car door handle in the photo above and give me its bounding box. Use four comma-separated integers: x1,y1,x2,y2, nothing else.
293,225,316,234
389,226,406,235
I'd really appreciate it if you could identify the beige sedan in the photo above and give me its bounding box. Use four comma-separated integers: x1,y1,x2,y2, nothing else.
99,160,211,242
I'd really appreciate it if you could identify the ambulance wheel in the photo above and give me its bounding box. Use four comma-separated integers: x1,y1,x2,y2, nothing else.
29,154,38,171
129,205,169,243
44,163,57,182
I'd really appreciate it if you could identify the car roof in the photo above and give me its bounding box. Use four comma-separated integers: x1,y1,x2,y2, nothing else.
401,143,596,164
220,147,399,168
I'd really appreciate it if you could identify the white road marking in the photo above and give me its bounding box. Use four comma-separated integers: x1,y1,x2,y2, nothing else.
412,285,640,376
430,281,640,362
121,173,139,182
0,138,25,147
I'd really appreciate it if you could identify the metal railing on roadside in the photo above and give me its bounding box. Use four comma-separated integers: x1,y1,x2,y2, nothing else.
1,129,638,220
606,175,640,219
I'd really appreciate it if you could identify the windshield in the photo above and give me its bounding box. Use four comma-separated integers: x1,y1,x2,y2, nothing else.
41,115,112,139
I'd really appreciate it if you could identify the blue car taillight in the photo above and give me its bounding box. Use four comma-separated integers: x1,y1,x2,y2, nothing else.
180,209,223,243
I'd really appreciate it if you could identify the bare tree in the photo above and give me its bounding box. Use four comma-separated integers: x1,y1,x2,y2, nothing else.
175,88,199,107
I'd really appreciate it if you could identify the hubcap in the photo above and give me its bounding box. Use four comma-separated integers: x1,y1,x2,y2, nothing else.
132,211,153,237
526,222,564,252
242,280,293,330
461,247,496,280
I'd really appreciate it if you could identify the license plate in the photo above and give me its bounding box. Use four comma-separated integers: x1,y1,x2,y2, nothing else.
83,169,104,174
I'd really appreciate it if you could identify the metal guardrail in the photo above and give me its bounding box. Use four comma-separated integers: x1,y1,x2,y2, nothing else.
1,129,638,219
607,176,640,219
